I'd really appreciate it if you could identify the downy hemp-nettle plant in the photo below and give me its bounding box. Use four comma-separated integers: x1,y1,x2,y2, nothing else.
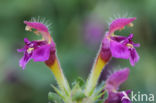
17,17,140,103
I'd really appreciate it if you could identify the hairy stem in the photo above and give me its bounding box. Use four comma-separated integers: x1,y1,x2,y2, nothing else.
85,54,106,96
47,56,71,95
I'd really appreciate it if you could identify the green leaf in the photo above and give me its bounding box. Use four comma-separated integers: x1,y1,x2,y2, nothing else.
95,91,108,103
72,77,85,88
103,91,108,101
93,81,105,96
50,84,65,99
77,77,85,87
88,86,96,96
48,92,63,103
72,90,86,101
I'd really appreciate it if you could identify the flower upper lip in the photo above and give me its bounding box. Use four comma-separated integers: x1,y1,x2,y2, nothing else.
109,17,136,35
24,21,52,44
24,21,49,33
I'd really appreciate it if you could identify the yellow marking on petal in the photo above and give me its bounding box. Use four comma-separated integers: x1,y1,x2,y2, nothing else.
27,48,34,53
111,33,115,36
25,26,32,31
128,23,134,27
127,43,133,48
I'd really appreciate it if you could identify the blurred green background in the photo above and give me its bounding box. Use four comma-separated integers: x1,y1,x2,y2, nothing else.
0,0,156,103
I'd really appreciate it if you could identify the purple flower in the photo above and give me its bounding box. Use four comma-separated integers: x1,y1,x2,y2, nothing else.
18,21,55,69
104,68,131,103
110,34,140,66
101,17,140,66
18,19,71,93
105,68,130,91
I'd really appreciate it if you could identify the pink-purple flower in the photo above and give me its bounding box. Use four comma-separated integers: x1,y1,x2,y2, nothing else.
101,17,140,66
18,20,55,69
104,68,131,103
110,34,140,66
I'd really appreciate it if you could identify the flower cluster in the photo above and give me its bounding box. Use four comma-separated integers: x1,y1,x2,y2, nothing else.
17,17,140,103
100,17,140,103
